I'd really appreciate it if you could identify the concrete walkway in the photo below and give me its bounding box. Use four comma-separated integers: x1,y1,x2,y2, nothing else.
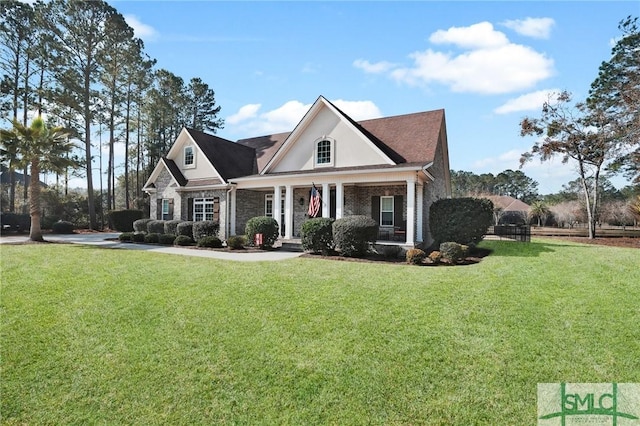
0,232,303,262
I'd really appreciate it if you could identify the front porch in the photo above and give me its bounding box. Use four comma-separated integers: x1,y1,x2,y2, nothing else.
230,168,433,247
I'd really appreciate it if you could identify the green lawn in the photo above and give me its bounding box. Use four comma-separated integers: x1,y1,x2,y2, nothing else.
1,239,639,425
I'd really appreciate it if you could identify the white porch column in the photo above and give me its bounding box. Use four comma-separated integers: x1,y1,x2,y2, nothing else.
335,182,344,219
416,183,423,242
322,183,330,218
406,178,416,246
284,185,293,239
274,185,282,236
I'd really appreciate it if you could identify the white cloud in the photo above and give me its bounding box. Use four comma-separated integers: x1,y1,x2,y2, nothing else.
353,59,397,74
226,99,382,136
124,15,159,41
357,21,554,95
331,99,382,121
227,103,261,125
494,89,560,114
429,21,509,49
502,17,555,39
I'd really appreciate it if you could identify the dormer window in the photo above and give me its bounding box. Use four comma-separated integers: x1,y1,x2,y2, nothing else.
314,137,334,167
184,146,194,167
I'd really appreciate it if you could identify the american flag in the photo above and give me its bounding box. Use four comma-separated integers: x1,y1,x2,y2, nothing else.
308,186,321,217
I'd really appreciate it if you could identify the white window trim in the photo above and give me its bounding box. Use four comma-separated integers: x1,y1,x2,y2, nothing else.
314,137,334,168
380,195,394,227
184,146,195,168
265,194,273,217
165,198,171,220
193,197,215,221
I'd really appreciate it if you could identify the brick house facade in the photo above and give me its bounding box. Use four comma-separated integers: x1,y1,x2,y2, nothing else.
144,96,451,247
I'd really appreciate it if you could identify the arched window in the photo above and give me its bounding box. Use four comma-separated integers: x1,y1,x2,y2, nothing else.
315,138,334,167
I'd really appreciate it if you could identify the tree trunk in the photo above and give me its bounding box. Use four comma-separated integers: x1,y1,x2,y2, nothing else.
84,68,96,230
29,159,43,242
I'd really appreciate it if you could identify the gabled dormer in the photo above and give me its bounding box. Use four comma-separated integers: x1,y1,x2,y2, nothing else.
261,96,396,174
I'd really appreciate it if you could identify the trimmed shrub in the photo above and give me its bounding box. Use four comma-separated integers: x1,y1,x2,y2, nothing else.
301,217,335,254
174,235,194,246
133,218,153,233
332,215,378,257
118,232,133,242
144,233,160,244
147,220,166,234
245,216,279,249
430,197,494,246
197,236,223,248
406,248,426,265
132,232,145,242
440,242,465,264
428,250,442,264
158,234,176,245
51,220,75,234
164,220,183,236
192,220,220,242
109,209,144,232
176,221,194,238
226,235,246,250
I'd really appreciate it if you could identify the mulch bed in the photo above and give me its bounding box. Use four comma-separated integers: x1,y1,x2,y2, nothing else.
300,247,493,266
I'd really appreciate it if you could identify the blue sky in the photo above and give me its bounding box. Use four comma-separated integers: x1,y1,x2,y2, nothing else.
110,1,637,194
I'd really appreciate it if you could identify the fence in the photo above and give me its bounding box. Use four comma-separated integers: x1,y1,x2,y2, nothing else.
491,225,531,242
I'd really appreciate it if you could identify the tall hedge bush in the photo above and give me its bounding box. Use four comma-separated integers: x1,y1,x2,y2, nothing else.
147,220,166,234
245,216,279,249
133,218,153,233
192,220,220,242
332,215,378,257
430,197,493,246
164,220,183,236
176,221,194,238
108,209,144,232
301,217,335,254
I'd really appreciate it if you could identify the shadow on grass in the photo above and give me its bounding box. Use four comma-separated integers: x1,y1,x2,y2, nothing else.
482,240,560,257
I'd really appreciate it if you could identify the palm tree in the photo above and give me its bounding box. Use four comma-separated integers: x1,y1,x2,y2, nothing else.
0,117,77,241
529,200,551,227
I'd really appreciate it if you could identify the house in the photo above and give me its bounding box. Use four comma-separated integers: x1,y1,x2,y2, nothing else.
483,195,531,225
143,96,451,247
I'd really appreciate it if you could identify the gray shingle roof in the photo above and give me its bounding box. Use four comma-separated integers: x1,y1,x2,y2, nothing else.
185,128,258,181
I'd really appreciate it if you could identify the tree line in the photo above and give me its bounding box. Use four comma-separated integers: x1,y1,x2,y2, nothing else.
519,16,639,238
1,0,224,231
451,168,640,229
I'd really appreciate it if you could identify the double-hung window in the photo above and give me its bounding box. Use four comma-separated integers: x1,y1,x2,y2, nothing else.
184,146,194,167
193,198,215,221
162,199,170,220
380,196,394,226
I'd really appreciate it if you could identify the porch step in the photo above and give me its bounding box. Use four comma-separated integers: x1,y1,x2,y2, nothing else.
280,241,304,252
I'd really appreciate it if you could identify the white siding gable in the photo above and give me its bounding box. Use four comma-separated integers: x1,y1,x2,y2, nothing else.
267,98,394,174
166,129,222,181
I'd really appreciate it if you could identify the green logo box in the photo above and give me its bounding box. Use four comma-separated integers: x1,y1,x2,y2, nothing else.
538,383,640,425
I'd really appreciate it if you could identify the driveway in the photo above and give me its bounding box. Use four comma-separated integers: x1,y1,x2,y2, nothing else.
0,232,303,262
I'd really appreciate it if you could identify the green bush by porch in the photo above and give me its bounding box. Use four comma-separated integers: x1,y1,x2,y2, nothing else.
301,217,335,254
245,216,279,249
